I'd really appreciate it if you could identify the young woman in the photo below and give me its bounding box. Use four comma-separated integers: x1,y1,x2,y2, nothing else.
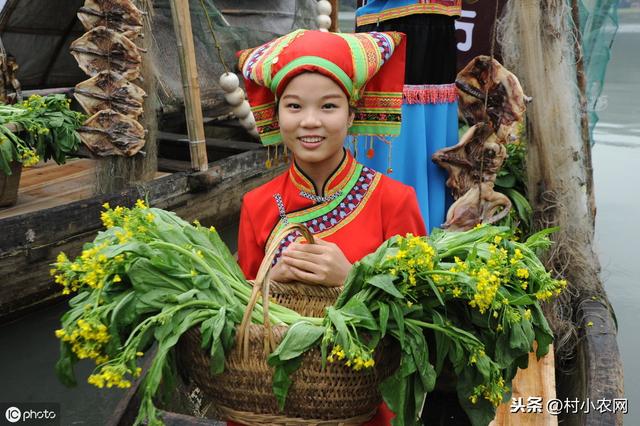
235,29,427,424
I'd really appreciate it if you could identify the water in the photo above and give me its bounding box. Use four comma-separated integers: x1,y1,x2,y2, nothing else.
592,18,640,423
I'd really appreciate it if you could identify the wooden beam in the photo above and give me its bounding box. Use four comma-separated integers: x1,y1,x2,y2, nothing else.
169,0,208,172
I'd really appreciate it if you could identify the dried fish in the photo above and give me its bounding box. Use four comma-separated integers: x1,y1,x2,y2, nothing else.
443,182,512,231
432,123,507,199
75,70,145,119
78,109,145,156
77,0,144,39
70,26,141,81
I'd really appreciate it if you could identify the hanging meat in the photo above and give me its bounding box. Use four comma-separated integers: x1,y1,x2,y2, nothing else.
456,55,530,141
443,182,512,231
77,0,144,39
432,123,507,199
75,70,146,119
78,109,145,156
70,26,141,81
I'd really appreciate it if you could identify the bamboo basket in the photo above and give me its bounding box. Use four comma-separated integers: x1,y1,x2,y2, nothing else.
179,223,396,424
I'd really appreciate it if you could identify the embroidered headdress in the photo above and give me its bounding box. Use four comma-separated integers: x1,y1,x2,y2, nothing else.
238,29,406,146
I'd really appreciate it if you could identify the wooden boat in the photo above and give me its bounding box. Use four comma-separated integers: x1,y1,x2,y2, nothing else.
0,1,624,425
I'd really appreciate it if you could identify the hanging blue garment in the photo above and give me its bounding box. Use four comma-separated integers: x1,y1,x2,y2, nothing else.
352,12,460,233
348,84,458,231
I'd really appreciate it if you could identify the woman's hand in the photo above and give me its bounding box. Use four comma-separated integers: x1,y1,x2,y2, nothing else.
269,238,351,287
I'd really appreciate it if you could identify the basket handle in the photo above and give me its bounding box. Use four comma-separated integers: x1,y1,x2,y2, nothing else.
237,222,314,359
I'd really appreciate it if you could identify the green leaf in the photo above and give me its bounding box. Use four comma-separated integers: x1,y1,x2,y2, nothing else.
390,302,405,346
366,274,404,298
54,341,78,387
378,302,389,337
495,174,516,188
504,188,533,227
326,307,350,349
271,356,303,411
339,298,378,330
268,321,325,361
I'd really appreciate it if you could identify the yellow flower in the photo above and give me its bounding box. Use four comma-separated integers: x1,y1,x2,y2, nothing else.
135,199,147,209
587,321,594,327
102,202,110,209
452,287,462,298
516,268,529,279
493,235,502,244
112,274,122,283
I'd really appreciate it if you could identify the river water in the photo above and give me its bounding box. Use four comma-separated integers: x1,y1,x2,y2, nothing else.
0,15,638,426
592,17,640,423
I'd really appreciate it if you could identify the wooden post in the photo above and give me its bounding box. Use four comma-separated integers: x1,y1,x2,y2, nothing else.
169,0,208,172
330,0,340,32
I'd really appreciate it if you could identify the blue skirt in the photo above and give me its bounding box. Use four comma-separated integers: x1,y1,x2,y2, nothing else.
347,99,458,232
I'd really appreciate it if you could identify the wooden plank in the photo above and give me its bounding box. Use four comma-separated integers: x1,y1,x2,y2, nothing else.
17,159,94,189
158,131,261,152
491,344,557,426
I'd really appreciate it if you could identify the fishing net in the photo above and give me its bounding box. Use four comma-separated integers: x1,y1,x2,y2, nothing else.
150,0,319,113
497,0,607,367
577,0,619,143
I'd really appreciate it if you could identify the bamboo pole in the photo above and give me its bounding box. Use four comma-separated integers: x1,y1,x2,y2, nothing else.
169,0,208,172
330,0,339,32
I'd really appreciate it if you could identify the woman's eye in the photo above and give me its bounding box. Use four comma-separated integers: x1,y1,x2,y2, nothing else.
322,103,338,109
285,103,301,109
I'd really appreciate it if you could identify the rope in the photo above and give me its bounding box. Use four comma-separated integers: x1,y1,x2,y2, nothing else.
477,0,501,221
198,0,231,73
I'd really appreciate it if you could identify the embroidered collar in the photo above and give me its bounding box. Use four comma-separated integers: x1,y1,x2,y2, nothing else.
288,149,358,199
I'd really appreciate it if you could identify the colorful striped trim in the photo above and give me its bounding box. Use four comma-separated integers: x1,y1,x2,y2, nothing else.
289,163,316,194
356,4,461,26
267,167,381,259
403,83,458,105
262,30,304,89
271,56,353,96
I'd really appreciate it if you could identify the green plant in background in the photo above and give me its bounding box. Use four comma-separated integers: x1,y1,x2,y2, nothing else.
494,125,533,238
0,94,85,175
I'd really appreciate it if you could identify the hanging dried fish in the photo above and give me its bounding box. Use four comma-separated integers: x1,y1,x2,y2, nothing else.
77,0,144,39
443,182,512,231
432,123,507,199
78,109,145,156
75,70,145,119
456,56,530,141
70,26,141,81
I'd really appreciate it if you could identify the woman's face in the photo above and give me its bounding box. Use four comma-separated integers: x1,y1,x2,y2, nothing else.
278,72,354,175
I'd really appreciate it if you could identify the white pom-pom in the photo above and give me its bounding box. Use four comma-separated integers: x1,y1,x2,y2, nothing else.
219,72,240,93
316,14,331,30
317,0,332,16
239,113,256,129
224,87,245,106
232,100,251,119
